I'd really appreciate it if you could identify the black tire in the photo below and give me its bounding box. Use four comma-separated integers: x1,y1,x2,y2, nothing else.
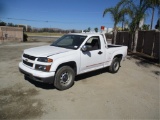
54,66,75,90
109,57,121,73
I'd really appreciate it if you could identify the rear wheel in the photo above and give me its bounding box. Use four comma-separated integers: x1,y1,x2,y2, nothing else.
54,66,75,90
109,57,121,73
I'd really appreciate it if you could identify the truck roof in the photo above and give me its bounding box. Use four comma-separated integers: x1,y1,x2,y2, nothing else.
68,32,104,36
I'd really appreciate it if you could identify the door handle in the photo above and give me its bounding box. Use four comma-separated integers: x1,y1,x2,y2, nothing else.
98,51,103,55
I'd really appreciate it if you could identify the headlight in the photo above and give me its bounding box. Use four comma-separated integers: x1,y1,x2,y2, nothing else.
35,65,51,72
37,57,53,62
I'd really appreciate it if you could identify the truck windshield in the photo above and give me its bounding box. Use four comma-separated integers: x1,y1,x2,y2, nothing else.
51,35,87,49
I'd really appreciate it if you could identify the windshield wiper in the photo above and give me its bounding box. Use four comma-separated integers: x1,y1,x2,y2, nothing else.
51,44,75,49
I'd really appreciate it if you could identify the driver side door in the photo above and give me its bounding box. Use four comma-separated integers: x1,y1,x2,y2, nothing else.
80,36,105,73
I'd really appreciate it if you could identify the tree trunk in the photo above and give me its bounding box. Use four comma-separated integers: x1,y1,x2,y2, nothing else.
122,22,124,31
114,30,117,44
122,15,124,31
112,24,117,44
150,7,155,30
132,30,138,52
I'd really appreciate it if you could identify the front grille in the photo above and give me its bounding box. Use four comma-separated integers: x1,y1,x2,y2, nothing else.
23,54,36,60
23,60,33,67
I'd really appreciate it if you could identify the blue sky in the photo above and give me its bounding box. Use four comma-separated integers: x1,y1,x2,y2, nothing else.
0,0,159,30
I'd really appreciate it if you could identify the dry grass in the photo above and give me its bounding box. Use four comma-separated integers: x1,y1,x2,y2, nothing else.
25,32,64,36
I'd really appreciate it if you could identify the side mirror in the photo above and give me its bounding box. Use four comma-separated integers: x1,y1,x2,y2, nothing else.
81,45,87,52
81,45,92,52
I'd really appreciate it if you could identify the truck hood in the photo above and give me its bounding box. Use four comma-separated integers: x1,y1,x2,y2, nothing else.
24,45,73,57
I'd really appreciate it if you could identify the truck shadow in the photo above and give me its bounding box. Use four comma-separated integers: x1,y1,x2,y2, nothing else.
24,76,55,90
75,67,109,81
24,68,109,90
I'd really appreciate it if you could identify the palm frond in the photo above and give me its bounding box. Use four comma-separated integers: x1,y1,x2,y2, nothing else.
103,8,114,17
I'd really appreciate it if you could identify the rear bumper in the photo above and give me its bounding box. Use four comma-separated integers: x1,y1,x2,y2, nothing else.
19,62,55,83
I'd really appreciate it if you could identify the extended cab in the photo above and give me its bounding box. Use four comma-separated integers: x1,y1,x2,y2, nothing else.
19,33,127,90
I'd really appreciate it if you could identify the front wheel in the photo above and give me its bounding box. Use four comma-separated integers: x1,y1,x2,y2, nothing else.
109,57,121,73
54,66,75,90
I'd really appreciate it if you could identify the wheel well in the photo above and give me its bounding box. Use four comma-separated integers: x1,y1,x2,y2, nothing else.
56,61,77,74
114,54,123,61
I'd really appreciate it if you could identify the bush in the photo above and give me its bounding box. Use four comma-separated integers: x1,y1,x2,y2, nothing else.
142,24,150,30
23,33,28,42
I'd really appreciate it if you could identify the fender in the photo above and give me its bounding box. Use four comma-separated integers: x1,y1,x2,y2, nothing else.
49,51,80,73
109,46,127,65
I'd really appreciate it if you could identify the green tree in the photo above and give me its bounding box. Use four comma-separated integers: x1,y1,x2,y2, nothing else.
7,23,14,27
87,27,91,32
121,0,151,51
0,21,6,26
103,0,131,44
142,24,150,30
142,0,160,30
94,27,98,32
18,25,26,31
83,29,87,33
122,0,150,31
23,33,28,42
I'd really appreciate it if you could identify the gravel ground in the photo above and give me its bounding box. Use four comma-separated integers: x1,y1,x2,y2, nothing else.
0,41,159,119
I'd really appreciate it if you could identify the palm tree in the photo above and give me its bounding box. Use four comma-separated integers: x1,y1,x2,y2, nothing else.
94,28,98,32
103,0,131,44
147,0,160,30
120,0,151,51
88,27,91,32
128,0,160,31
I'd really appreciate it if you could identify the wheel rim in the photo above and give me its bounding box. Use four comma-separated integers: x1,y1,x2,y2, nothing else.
60,71,72,86
114,61,119,71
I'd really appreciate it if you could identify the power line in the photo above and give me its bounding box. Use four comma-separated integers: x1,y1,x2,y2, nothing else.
5,17,49,23
0,17,113,25
14,8,102,14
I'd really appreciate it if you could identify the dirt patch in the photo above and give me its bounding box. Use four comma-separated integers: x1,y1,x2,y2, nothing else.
0,84,44,119
0,41,159,119
152,70,160,76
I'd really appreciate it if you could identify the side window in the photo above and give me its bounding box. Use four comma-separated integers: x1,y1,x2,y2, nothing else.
85,36,101,50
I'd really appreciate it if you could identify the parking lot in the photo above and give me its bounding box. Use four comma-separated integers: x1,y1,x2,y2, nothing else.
0,40,159,119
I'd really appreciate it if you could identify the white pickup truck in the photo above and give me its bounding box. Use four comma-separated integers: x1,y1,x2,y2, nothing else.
19,33,127,90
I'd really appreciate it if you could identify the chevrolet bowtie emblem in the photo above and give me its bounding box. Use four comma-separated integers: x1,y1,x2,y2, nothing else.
25,58,28,62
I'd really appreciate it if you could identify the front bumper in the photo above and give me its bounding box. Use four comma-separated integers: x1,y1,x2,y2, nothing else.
19,62,55,83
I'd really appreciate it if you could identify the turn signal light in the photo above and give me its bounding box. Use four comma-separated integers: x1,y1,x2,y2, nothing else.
48,58,53,62
46,65,51,71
